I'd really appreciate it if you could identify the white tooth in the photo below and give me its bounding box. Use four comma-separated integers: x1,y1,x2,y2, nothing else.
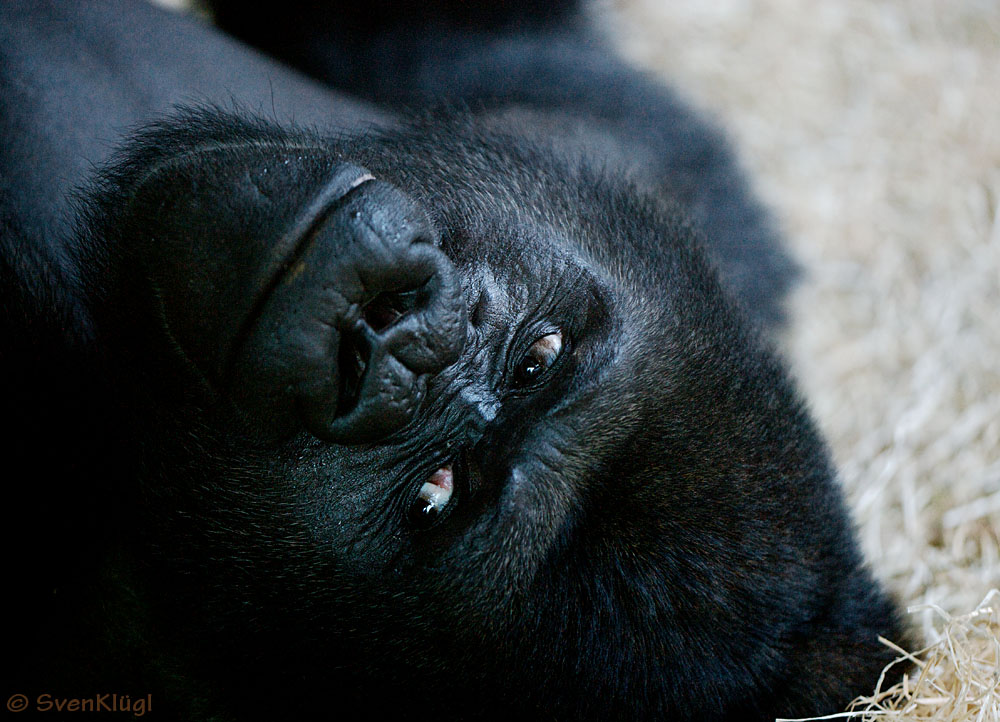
418,480,453,511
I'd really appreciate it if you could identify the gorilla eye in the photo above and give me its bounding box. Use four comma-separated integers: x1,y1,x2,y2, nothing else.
511,331,564,389
408,465,455,531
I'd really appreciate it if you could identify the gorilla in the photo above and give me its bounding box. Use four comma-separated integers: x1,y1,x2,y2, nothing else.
1,1,904,719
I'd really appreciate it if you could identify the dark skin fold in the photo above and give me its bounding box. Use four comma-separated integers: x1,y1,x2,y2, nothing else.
1,1,904,720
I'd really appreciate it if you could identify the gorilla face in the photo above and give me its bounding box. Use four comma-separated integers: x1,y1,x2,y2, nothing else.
65,112,893,720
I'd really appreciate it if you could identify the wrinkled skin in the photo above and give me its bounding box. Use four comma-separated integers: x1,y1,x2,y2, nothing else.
1,1,903,720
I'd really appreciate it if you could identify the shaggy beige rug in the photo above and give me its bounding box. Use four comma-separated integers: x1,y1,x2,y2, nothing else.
604,0,1000,717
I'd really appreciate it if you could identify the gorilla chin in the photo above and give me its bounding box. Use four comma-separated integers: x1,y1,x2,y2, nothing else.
0,2,903,720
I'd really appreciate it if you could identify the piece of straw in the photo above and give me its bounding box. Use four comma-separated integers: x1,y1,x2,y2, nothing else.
779,589,1000,722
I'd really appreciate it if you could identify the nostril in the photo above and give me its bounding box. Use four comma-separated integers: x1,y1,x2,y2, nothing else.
361,286,425,333
361,295,402,332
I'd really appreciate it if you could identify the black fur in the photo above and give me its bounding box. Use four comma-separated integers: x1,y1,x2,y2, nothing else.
1,1,903,720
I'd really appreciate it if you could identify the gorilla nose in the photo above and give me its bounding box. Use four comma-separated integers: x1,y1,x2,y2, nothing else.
457,383,501,440
231,175,467,444
128,147,465,444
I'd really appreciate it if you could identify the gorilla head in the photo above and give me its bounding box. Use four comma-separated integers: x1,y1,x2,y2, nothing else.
51,109,901,721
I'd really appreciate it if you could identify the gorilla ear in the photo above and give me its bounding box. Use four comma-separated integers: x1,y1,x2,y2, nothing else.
94,128,466,443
